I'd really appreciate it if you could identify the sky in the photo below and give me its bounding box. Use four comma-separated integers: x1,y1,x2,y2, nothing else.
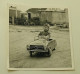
9,4,30,13
9,4,65,13
17,6,30,13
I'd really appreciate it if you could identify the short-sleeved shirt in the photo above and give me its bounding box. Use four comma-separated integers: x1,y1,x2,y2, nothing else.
39,31,50,36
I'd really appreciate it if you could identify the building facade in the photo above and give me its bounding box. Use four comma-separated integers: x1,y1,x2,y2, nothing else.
9,6,21,25
27,8,69,27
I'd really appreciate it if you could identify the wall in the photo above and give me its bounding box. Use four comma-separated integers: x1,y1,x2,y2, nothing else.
39,9,69,26
40,11,52,23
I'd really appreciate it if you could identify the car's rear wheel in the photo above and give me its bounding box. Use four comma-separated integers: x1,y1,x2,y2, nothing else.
52,48,56,51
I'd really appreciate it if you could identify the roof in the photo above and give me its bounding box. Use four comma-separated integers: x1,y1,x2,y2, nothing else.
27,8,47,13
38,8,65,12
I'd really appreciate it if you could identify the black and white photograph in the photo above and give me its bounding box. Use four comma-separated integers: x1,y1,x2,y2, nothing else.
9,4,74,70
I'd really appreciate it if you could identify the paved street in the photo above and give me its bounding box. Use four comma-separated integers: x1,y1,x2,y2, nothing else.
9,25,72,68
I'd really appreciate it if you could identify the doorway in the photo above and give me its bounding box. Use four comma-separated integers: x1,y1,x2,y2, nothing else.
28,13,31,20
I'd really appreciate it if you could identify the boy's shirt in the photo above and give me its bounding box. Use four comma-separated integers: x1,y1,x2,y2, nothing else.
39,31,50,36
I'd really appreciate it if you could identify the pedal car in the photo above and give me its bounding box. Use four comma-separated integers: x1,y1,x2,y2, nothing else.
26,36,57,57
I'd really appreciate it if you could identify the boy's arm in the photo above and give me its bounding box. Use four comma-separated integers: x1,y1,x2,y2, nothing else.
38,31,43,36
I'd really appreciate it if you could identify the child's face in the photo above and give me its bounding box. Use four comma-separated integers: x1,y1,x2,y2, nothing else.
43,26,49,32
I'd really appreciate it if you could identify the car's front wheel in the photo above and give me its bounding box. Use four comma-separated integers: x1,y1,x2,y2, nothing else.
29,51,32,57
48,48,52,57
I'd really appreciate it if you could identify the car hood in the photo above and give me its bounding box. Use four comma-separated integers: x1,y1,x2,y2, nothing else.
29,39,48,46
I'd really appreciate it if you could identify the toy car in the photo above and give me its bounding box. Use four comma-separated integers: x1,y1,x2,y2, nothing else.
26,36,57,57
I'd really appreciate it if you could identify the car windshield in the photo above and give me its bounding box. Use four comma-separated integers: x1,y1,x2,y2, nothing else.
34,35,50,41
38,36,45,39
34,36,45,40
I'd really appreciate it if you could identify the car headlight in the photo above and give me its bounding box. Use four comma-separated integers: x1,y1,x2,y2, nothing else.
27,45,30,50
44,46,47,50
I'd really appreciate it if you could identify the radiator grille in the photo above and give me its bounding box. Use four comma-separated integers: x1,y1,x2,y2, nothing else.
30,45,44,50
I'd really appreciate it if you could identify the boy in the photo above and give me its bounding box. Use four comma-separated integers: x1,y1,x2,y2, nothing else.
38,23,50,40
